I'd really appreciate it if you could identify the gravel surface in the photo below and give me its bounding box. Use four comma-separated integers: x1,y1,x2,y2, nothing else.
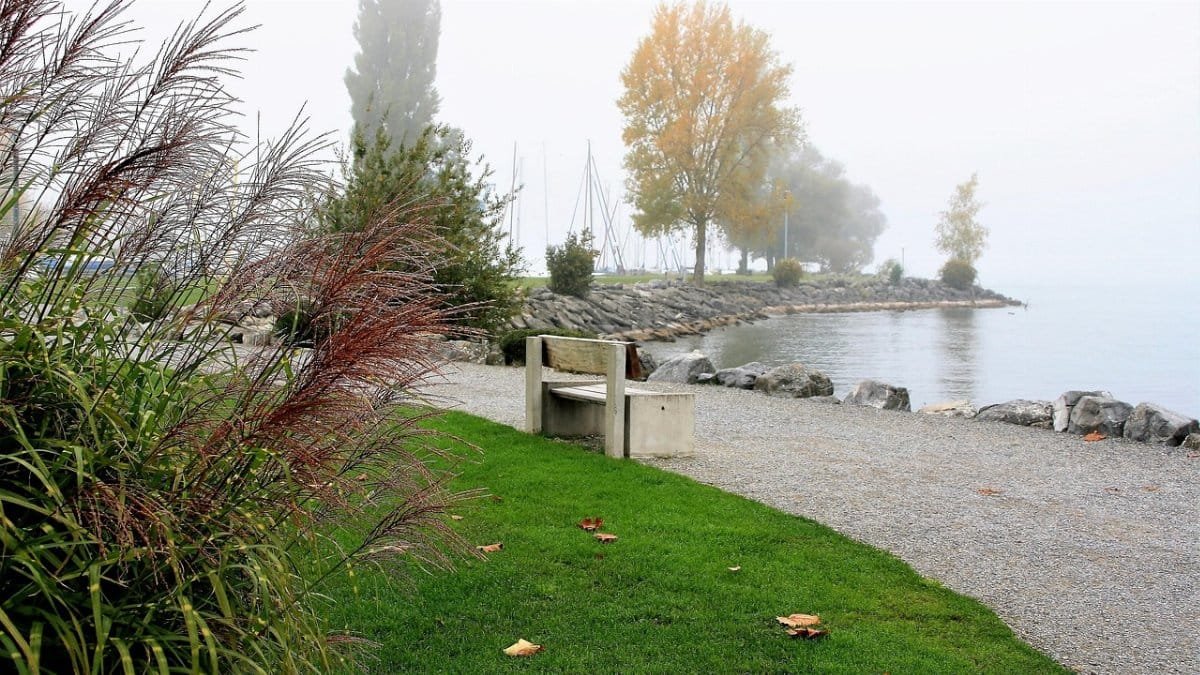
431,362,1199,674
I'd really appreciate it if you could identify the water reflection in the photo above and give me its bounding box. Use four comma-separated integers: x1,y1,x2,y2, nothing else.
934,308,978,403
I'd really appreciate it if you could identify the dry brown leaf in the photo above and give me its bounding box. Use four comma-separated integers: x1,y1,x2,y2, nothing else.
578,517,603,532
776,613,821,628
976,487,1003,496
450,515,464,521
787,627,829,640
1083,432,1107,442
728,566,742,572
593,532,618,543
355,473,368,481
476,543,503,553
502,639,543,657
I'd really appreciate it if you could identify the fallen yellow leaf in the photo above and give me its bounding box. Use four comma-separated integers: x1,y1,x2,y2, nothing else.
776,613,821,628
450,515,464,521
476,543,503,553
578,517,603,532
728,566,741,572
787,627,829,640
1083,431,1107,442
594,532,618,543
502,638,543,657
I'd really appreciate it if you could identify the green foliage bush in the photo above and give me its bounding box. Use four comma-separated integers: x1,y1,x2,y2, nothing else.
877,258,903,285
0,6,464,672
130,263,176,322
498,327,597,365
940,258,978,290
546,231,596,298
772,258,804,287
322,125,524,332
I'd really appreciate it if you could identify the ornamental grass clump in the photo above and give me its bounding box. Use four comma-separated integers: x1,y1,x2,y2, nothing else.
0,2,468,672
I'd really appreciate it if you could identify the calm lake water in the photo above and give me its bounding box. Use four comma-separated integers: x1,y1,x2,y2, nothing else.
643,281,1200,417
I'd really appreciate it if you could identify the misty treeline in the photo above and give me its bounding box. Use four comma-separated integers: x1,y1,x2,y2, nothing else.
340,0,522,329
722,145,887,275
619,0,886,282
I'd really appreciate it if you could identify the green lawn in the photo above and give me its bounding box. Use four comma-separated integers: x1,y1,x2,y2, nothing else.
315,412,1064,673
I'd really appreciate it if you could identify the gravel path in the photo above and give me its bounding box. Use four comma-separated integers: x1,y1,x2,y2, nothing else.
430,363,1199,674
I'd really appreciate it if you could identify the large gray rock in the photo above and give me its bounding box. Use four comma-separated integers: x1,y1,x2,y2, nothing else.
714,361,769,389
647,350,714,384
632,347,658,381
843,379,911,411
1067,395,1134,436
975,400,1053,427
753,363,833,398
918,400,977,418
437,339,489,364
1052,390,1112,432
1122,403,1199,445
1183,433,1200,450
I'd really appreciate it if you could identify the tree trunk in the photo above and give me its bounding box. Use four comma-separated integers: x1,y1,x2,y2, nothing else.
692,218,706,285
737,247,749,274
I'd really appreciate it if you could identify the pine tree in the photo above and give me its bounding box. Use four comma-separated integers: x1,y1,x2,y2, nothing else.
345,0,442,145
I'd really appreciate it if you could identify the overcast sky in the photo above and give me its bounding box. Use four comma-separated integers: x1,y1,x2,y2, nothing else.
69,0,1200,289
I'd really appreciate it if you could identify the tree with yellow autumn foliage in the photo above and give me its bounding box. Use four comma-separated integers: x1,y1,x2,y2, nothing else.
618,1,801,284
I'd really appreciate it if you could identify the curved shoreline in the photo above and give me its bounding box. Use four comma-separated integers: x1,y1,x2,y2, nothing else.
512,276,1020,342
612,298,1017,342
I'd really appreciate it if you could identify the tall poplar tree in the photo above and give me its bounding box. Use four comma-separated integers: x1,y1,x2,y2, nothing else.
345,0,442,145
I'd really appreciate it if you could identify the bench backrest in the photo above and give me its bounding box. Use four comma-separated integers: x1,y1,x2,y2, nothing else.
538,335,643,380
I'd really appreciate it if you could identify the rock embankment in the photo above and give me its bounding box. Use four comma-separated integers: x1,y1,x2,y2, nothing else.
508,276,1018,341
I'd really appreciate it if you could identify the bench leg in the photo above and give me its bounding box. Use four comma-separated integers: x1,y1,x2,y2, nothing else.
525,336,543,434
605,343,625,459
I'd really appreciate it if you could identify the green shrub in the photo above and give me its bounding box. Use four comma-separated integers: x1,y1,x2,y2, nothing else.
322,125,525,332
546,231,596,298
274,299,340,347
772,258,804,287
0,6,465,672
498,327,597,365
877,258,903,285
939,258,977,290
130,263,176,322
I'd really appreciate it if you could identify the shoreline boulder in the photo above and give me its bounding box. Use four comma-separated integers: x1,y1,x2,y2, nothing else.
843,379,911,411
975,400,1053,428
713,361,769,389
753,363,834,398
1052,390,1112,432
918,400,977,418
1122,403,1199,445
1067,396,1133,437
647,350,714,384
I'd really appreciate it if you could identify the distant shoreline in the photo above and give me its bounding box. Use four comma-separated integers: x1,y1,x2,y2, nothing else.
510,276,1020,342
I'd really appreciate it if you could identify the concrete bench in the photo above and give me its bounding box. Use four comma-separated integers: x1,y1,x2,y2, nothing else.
524,335,694,459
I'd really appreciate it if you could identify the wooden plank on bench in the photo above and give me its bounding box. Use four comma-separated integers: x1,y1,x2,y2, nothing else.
542,336,644,380
551,384,654,403
552,381,657,401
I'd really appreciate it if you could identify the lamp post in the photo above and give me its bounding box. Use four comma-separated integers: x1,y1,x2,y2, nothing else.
783,190,791,260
